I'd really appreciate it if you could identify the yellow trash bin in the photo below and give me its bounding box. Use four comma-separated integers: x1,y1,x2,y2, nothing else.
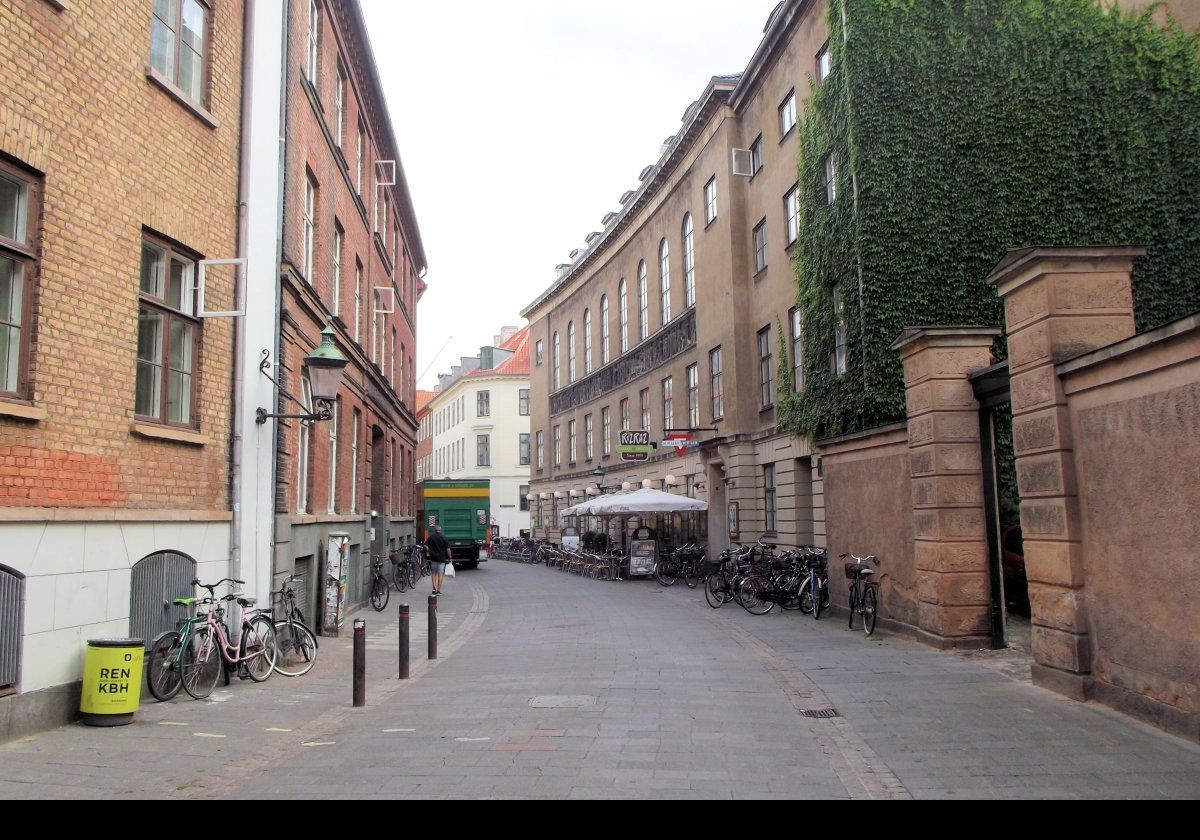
80,638,145,726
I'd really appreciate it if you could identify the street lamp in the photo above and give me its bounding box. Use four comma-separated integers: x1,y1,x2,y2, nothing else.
256,326,350,424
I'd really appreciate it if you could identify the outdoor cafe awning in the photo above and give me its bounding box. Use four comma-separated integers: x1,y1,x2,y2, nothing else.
560,488,708,517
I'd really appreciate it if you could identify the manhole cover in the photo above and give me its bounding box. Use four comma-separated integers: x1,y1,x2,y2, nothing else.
529,695,597,709
798,708,840,719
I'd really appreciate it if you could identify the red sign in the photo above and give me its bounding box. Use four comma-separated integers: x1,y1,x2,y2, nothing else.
664,433,693,458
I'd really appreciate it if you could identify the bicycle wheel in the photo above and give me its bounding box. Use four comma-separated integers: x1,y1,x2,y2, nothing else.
739,574,775,616
683,562,700,589
653,560,679,587
863,587,878,636
393,562,409,592
704,574,727,609
798,577,816,614
146,630,183,702
273,619,318,677
370,574,389,611
180,626,222,700
243,615,277,682
848,586,858,629
812,580,825,620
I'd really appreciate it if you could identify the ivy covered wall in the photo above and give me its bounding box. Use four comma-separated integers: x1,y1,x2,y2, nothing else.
782,0,1200,439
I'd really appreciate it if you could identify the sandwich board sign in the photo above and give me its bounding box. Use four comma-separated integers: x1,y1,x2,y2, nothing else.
618,430,654,463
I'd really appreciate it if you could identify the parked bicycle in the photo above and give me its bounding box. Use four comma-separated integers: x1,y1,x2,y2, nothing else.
145,596,209,702
179,579,277,700
653,543,706,588
798,547,831,619
370,557,390,611
272,573,318,677
844,553,880,636
394,543,428,591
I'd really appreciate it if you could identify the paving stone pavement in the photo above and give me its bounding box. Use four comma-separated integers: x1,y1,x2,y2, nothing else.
1,563,1198,799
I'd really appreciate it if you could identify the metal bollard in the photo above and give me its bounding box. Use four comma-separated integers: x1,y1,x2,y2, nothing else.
353,618,366,707
398,603,410,680
427,594,437,660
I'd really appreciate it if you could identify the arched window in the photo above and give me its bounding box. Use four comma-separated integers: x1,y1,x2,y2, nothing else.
618,280,629,354
637,261,649,341
567,321,576,382
583,309,593,375
552,331,560,390
659,239,671,325
682,214,695,308
600,295,610,365
130,551,198,647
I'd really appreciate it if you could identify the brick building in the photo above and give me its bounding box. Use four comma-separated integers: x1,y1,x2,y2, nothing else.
269,0,425,621
0,0,244,735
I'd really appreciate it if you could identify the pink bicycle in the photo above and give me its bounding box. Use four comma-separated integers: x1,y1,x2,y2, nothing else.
180,578,277,700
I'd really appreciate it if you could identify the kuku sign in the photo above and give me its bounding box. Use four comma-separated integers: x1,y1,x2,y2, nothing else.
618,430,654,463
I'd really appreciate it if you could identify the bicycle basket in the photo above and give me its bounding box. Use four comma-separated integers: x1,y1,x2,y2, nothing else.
844,562,861,580
698,558,721,575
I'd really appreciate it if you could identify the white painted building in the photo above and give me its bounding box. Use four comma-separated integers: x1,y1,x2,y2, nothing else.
417,327,532,538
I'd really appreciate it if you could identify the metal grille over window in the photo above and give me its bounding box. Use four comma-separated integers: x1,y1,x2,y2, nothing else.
129,551,197,649
0,566,23,692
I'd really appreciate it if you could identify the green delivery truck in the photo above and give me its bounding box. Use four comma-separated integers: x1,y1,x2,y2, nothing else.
422,480,490,567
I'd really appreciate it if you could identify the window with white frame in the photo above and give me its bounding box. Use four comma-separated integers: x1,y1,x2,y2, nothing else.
568,420,577,463
704,176,717,225
758,327,773,409
353,261,362,344
637,261,649,341
750,135,764,175
779,90,797,138
535,340,544,365
687,364,699,428
303,173,317,282
585,414,594,461
335,66,345,146
753,219,768,274
553,426,561,467
350,408,360,513
640,388,650,432
833,283,847,375
356,123,364,195
297,378,313,513
567,321,576,382
602,407,611,457
327,400,339,514
659,239,671,325
817,41,833,81
791,307,804,391
764,463,777,533
600,295,610,365
682,215,695,308
583,309,593,375
620,398,630,431
710,346,724,420
536,430,545,470
661,377,673,431
785,186,800,246
618,279,629,354
477,390,490,417
306,0,320,85
553,331,561,390
331,224,342,315
824,153,838,204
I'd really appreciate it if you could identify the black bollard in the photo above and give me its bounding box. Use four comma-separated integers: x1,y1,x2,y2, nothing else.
398,603,410,680
353,619,366,707
427,594,437,660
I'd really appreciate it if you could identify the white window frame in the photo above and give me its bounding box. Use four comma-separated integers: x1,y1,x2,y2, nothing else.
682,214,695,308
779,91,797,138
297,378,313,513
583,309,593,375
659,239,671,325
638,262,649,341
704,176,718,225
753,219,768,274
600,295,610,365
303,175,316,282
331,225,342,315
327,400,339,514
306,0,320,84
785,186,800,246
618,279,629,354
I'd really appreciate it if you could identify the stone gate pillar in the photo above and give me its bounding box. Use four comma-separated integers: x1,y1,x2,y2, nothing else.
987,246,1142,696
892,327,1002,648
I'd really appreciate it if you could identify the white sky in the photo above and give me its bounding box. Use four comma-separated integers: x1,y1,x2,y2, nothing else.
360,0,782,389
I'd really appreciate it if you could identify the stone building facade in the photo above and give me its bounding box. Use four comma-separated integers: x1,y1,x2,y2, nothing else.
0,0,243,735
271,0,425,623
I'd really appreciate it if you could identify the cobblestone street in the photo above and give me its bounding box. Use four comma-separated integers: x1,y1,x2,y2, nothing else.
1,562,1198,799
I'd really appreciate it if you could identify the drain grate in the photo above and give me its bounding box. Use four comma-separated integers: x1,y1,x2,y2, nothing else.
799,708,840,719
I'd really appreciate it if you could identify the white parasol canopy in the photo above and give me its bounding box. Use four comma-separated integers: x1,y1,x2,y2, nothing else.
560,488,707,517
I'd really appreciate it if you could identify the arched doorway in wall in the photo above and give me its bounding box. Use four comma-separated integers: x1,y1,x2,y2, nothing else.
0,565,25,695
130,551,197,647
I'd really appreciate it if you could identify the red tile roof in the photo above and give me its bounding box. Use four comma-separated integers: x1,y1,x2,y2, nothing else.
466,327,529,378
414,390,438,414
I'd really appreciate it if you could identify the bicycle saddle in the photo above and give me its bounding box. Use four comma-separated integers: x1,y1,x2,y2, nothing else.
236,597,257,608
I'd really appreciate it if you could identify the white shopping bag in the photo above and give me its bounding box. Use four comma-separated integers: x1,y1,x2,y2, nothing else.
445,562,456,577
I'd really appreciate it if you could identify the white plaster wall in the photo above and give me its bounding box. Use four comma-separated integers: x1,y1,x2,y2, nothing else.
4,520,230,693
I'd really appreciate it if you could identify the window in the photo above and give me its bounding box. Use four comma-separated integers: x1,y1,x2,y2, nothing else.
327,400,339,514
753,219,768,274
583,309,593,375
659,239,671,325
150,0,209,105
536,430,545,470
600,296,610,365
567,321,576,382
817,41,833,81
0,162,38,399
638,261,649,340
704,176,718,225
356,124,365,195
535,340,544,366
335,66,346,147
602,407,611,457
477,434,490,467
137,237,200,426
520,433,531,466
661,377,673,431
791,308,804,391
687,364,699,428
520,485,530,512
353,261,362,344
833,283,847,376
350,409,360,513
784,186,800,246
552,332,561,390
568,420,577,464
618,279,629,353
640,388,651,433
297,378,313,513
620,398,630,431
824,153,838,204
331,224,342,315
303,173,317,282
764,464,777,533
779,91,797,138
519,388,530,416
306,0,320,83
477,390,490,417
585,414,594,461
750,135,764,176
553,426,561,467
682,215,695,308
758,327,773,409
710,347,724,420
